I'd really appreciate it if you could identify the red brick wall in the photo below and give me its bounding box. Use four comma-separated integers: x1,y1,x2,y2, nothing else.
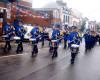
10,6,52,27
0,1,32,35
19,1,32,7
12,1,32,8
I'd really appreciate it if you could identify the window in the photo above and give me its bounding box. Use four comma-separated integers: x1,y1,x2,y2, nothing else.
68,16,69,23
63,15,65,23
66,16,67,22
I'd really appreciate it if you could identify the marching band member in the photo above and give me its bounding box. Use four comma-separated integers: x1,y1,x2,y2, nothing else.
40,26,45,47
15,21,27,53
68,26,81,64
3,20,15,52
50,24,62,58
29,23,41,56
84,30,91,51
63,29,69,49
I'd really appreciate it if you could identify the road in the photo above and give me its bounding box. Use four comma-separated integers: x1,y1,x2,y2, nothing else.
0,40,100,80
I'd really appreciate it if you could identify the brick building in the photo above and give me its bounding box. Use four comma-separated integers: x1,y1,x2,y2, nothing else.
0,0,62,35
0,0,52,35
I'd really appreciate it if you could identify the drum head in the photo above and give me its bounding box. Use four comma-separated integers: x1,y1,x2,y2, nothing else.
51,40,57,43
24,36,30,39
71,44,79,48
2,35,9,38
13,37,21,40
29,38,36,41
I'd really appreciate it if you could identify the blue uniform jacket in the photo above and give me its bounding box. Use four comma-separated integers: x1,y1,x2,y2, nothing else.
3,24,15,37
15,26,27,38
52,30,61,43
68,32,80,46
84,33,91,42
63,32,69,40
30,28,40,40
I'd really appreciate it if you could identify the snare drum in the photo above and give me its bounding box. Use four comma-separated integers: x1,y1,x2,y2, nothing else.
24,36,30,39
71,44,79,53
13,36,21,42
2,35,9,38
24,36,30,42
1,35,10,41
2,35,9,40
29,38,36,44
51,40,58,47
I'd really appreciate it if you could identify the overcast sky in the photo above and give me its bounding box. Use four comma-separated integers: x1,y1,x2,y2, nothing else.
32,0,100,22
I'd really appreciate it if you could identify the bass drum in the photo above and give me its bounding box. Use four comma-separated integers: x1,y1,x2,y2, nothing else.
29,38,36,44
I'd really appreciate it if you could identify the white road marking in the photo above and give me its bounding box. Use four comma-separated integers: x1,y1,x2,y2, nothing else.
0,54,23,59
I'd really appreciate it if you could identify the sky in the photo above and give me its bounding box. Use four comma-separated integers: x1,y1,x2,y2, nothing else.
32,0,100,22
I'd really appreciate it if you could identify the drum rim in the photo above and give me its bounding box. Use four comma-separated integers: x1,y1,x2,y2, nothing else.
13,36,21,40
71,44,79,48
29,38,36,41
2,35,9,37
51,40,57,42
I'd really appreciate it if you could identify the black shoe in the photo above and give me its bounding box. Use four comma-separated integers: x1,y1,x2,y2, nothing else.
52,56,55,59
55,55,58,57
3,49,6,52
32,54,34,57
32,50,35,56
32,53,37,57
71,61,74,64
35,48,38,54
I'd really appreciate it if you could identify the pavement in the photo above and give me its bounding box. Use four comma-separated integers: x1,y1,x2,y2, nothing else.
0,40,100,80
